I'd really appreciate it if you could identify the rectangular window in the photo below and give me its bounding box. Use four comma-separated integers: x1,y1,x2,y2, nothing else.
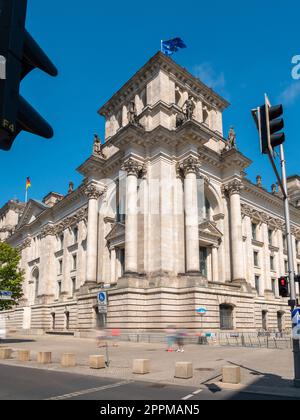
284,260,288,273
199,247,208,277
58,281,62,297
283,234,287,251
59,234,64,250
252,223,257,240
72,254,77,270
272,278,276,294
58,259,63,275
268,229,273,245
297,264,300,275
270,256,275,271
71,277,76,297
254,251,259,267
296,240,300,256
255,275,260,293
73,227,78,244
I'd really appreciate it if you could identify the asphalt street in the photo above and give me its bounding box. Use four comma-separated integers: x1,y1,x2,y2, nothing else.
0,364,297,401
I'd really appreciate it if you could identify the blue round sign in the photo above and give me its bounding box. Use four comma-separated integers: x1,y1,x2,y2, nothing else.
196,307,207,315
98,292,106,303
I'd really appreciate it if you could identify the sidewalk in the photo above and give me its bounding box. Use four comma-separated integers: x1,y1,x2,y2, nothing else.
0,333,299,398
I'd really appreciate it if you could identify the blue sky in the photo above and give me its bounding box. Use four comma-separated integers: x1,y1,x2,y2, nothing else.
1,0,300,206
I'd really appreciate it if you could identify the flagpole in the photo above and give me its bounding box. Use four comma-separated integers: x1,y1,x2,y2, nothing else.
25,188,28,204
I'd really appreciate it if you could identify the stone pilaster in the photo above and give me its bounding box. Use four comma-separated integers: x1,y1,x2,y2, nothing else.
180,156,201,274
84,183,103,285
122,158,144,275
39,225,56,302
222,179,246,283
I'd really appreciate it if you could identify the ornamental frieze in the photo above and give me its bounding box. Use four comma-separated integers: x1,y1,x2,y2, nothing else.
55,207,88,235
240,203,300,234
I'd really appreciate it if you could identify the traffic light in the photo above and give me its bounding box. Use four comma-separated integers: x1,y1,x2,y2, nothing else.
259,100,285,154
0,0,58,151
278,276,289,298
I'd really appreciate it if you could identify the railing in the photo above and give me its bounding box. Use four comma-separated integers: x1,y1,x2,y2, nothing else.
216,331,292,349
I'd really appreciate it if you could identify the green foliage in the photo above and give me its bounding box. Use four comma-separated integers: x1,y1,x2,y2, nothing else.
0,242,24,310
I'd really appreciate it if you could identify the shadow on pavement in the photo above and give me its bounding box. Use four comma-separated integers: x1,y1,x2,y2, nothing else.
224,360,299,400
0,339,35,344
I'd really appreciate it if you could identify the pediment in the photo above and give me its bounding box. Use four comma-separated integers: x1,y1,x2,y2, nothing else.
199,220,223,239
105,222,125,243
17,200,49,229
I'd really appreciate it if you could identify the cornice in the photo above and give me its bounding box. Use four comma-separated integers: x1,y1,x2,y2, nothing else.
98,51,229,117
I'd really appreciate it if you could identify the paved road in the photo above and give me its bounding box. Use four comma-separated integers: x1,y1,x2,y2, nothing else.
0,364,297,401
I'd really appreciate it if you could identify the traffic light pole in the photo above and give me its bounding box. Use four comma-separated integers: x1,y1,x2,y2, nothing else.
279,143,300,387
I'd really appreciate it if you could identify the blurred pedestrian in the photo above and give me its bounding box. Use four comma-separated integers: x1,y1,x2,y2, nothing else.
111,327,121,347
165,325,176,352
175,328,187,352
96,328,108,348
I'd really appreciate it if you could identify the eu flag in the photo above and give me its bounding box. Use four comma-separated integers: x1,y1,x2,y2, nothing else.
161,38,187,56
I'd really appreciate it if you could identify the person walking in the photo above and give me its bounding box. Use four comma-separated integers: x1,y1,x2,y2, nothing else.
175,328,186,352
165,325,176,352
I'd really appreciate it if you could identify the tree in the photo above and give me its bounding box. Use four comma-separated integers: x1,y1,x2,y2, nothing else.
0,242,24,310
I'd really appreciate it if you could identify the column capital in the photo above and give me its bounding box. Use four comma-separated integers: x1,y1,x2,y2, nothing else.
18,236,32,251
41,224,56,239
122,158,146,177
178,156,201,177
222,179,243,196
84,183,103,200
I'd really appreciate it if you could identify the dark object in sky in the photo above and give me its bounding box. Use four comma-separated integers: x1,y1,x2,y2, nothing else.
0,0,58,151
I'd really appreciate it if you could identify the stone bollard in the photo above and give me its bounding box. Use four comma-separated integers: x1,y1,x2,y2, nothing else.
89,355,105,370
132,359,150,375
175,362,193,379
0,348,12,360
17,350,30,362
61,353,76,367
222,366,241,384
37,352,52,364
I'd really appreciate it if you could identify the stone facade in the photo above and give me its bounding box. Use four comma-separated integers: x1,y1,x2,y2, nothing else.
1,52,300,335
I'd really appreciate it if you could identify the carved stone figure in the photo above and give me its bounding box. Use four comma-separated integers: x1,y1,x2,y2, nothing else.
227,126,237,150
184,95,195,120
176,111,185,128
68,182,74,194
127,101,142,128
93,134,104,157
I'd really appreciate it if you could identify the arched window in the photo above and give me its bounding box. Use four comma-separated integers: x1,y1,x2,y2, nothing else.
220,304,234,330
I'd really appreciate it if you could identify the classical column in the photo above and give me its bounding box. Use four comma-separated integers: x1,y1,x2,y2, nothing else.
110,248,116,283
180,156,200,274
84,183,103,284
223,179,245,283
212,246,219,282
40,225,56,301
122,158,144,275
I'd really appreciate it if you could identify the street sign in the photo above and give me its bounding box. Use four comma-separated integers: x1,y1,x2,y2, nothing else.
97,291,107,314
0,291,12,301
292,308,300,339
196,307,207,315
97,292,107,305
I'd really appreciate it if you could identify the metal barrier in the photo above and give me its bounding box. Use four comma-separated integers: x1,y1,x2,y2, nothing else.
216,332,292,349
